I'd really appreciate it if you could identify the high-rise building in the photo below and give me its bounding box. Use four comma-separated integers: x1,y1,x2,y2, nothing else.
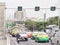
14,9,26,24
0,2,5,30
14,11,23,21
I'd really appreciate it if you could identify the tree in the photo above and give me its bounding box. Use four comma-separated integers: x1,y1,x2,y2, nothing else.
25,16,60,31
25,20,48,31
25,20,37,31
47,16,58,25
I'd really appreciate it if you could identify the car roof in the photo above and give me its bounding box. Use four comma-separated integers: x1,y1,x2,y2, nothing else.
38,32,47,34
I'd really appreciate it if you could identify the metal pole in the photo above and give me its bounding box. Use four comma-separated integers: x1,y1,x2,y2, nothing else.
33,22,34,32
44,13,46,32
58,16,60,29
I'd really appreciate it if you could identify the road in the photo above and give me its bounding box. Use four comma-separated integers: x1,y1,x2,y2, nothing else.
10,34,58,45
10,35,58,45
18,38,51,45
11,37,58,45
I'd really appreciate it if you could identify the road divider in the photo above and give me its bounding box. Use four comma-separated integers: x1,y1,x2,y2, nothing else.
6,34,18,45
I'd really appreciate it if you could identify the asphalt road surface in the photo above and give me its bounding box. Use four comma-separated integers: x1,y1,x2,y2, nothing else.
11,37,57,45
18,38,51,45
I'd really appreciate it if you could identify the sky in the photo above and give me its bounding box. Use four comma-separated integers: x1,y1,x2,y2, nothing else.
0,0,59,20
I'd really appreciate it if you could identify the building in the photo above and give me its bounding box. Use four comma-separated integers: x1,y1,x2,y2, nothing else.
0,2,5,36
14,11,23,21
14,9,26,24
14,9,26,21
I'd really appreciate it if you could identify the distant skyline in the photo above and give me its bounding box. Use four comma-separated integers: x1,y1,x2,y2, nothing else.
0,0,59,20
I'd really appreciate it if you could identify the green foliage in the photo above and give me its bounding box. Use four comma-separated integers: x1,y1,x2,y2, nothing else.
47,16,58,25
25,20,48,31
25,16,60,31
25,20,36,31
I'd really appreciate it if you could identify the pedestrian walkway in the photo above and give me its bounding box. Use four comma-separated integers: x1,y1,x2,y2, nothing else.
0,39,7,45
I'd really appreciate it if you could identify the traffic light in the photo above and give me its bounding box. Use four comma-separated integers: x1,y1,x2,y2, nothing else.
35,6,40,11
18,6,22,11
50,6,56,11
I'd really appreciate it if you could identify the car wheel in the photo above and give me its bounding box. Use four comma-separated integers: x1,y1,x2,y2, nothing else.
17,40,20,43
37,40,39,43
16,39,20,43
46,40,49,43
12,35,15,37
25,38,28,41
35,39,39,43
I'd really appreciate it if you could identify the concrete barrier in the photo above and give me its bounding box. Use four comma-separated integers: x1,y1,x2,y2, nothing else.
6,34,18,45
10,37,18,45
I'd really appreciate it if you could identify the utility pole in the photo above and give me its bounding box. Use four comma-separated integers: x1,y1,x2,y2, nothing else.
58,16,60,29
44,13,46,32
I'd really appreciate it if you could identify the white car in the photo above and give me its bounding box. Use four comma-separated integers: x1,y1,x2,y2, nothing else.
19,32,28,41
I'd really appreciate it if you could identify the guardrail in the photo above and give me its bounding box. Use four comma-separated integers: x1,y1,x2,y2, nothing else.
6,34,18,45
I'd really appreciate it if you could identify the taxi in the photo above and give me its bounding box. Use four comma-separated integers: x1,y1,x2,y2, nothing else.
35,32,49,42
31,32,38,40
11,29,19,37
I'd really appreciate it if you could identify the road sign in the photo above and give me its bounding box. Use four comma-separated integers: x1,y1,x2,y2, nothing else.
6,22,13,28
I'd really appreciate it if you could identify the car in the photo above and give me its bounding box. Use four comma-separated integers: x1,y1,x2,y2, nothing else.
19,32,28,41
10,28,19,37
27,32,32,38
35,32,49,42
31,32,38,40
